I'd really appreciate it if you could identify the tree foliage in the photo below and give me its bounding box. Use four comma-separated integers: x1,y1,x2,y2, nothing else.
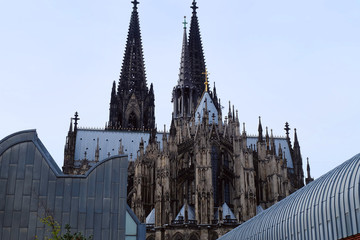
37,216,93,240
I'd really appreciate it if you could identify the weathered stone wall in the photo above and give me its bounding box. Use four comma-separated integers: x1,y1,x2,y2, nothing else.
0,130,128,240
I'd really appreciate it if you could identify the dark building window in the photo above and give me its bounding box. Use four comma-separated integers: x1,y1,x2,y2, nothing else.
128,112,137,129
225,181,230,204
211,145,219,207
224,152,229,168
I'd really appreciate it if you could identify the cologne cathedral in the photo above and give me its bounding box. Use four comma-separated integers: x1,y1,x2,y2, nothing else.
63,1,311,239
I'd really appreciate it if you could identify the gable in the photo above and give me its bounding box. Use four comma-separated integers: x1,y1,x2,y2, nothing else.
195,92,219,125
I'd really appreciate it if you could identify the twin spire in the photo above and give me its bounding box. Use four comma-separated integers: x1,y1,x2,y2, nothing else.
117,0,148,98
178,0,207,96
188,0,207,95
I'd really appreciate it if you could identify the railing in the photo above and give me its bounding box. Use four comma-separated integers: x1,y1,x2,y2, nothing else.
223,218,238,224
171,219,198,225
146,224,155,228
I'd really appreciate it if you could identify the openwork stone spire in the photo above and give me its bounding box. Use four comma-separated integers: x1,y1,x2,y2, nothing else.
188,0,207,96
117,0,148,99
178,16,192,86
108,1,155,130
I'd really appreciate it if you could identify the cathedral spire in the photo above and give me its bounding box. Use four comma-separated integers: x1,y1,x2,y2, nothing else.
68,117,73,133
265,127,270,151
110,81,117,103
305,157,314,184
258,116,263,142
270,129,276,154
294,128,300,148
228,101,232,120
178,16,192,86
117,0,148,98
189,0,207,96
109,1,155,130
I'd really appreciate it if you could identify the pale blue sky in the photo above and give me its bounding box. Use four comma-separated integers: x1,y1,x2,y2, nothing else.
1,0,359,179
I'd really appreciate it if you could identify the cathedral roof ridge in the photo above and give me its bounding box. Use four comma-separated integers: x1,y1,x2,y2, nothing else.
247,133,286,139
78,126,161,133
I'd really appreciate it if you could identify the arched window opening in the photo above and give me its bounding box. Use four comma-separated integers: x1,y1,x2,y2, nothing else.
128,112,137,129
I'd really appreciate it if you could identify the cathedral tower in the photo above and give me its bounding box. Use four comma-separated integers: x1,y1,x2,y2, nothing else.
172,16,196,121
188,0,207,103
108,0,155,130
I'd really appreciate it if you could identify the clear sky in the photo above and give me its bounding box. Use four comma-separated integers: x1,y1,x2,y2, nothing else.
1,0,359,179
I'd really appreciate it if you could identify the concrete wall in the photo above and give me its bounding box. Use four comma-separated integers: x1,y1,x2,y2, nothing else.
0,130,128,240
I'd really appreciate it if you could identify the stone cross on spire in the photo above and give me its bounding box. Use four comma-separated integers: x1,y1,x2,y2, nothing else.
131,0,139,9
191,0,198,13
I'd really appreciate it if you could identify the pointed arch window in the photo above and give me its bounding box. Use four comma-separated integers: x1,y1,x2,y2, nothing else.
211,145,219,207
128,112,138,129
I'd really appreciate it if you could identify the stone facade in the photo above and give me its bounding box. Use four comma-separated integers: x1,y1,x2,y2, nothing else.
62,1,312,239
130,101,305,239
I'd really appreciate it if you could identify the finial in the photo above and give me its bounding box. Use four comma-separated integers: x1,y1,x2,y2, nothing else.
306,157,313,182
183,16,188,29
72,112,80,132
131,0,139,9
202,69,209,92
191,0,198,13
284,122,290,138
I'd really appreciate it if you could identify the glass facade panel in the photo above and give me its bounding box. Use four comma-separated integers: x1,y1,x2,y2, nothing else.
125,236,137,240
125,211,137,236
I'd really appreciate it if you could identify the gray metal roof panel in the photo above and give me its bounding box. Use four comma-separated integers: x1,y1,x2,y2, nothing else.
219,153,360,240
195,92,219,125
175,205,195,220
74,129,163,163
146,208,155,224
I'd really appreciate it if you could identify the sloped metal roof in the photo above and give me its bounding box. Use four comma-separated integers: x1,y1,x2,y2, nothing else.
195,92,219,125
214,202,237,220
218,153,360,240
146,208,155,224
175,205,196,220
74,129,163,164
246,137,294,169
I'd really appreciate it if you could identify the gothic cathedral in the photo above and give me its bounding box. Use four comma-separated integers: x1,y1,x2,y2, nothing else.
63,1,311,239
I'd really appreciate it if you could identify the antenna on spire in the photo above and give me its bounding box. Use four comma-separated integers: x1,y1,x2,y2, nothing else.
183,16,188,29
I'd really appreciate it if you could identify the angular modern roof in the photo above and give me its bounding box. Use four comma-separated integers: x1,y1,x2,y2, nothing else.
219,153,360,240
0,130,132,240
